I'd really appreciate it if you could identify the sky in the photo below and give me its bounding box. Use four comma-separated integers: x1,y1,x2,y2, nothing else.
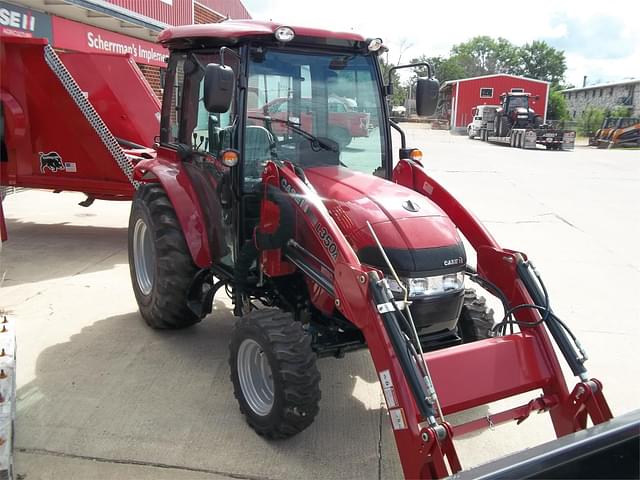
241,0,639,87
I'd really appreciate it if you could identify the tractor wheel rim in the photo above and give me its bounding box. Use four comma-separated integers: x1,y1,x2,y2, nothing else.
133,218,154,296
237,338,275,416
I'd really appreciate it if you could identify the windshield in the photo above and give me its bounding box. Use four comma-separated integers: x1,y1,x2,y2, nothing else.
507,96,528,109
244,49,385,188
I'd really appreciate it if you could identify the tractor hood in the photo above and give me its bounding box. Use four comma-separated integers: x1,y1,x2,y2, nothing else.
303,166,465,274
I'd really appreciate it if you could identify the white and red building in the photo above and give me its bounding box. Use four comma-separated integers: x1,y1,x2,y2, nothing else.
439,74,550,134
1,0,250,99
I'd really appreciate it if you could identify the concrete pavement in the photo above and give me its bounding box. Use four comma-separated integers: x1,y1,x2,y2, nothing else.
1,125,639,478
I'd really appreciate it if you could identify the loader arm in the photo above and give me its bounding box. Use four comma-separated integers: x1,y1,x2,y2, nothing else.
258,160,463,478
264,156,614,478
391,158,614,455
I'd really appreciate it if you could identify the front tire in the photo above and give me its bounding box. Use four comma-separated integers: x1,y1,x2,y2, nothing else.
229,309,321,439
458,289,495,342
128,184,201,329
497,116,510,137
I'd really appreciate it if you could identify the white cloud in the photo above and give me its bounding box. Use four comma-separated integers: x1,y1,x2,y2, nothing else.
243,0,640,86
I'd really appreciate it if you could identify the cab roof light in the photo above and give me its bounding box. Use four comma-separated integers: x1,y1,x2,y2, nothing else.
367,37,384,52
274,26,295,42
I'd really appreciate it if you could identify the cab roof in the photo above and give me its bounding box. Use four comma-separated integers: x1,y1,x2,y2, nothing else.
159,19,367,50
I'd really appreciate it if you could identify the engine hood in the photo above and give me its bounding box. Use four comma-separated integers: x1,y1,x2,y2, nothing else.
303,166,465,274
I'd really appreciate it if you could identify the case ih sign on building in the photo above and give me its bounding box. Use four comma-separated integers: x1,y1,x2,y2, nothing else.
440,74,550,133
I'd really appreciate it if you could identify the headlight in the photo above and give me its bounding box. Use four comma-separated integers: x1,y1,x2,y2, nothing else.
386,272,464,298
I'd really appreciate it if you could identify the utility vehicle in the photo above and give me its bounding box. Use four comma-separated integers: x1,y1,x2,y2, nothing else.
126,21,621,478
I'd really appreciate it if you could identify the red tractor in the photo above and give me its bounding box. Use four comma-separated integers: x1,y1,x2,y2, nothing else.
493,91,543,137
2,21,627,480
124,21,624,478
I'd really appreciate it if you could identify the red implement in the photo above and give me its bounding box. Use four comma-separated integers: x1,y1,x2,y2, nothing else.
0,36,162,239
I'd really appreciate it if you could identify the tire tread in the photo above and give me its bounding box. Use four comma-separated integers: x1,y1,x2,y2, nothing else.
229,309,321,439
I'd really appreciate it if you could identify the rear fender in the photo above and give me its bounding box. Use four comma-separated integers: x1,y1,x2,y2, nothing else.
133,154,212,268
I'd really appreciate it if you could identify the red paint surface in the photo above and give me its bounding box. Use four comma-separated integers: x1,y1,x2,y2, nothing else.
425,333,553,414
197,0,251,19
305,166,461,251
59,51,161,148
52,16,167,67
105,0,192,26
0,36,134,198
134,148,213,267
450,75,549,128
159,19,366,45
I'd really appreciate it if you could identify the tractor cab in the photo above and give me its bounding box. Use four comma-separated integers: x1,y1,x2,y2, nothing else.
154,21,439,274
501,92,531,113
494,91,542,134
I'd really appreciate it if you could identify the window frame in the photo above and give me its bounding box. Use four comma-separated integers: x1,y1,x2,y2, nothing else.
479,87,494,98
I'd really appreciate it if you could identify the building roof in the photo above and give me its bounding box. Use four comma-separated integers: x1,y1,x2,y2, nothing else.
159,19,366,46
560,78,639,93
197,0,251,20
440,73,550,90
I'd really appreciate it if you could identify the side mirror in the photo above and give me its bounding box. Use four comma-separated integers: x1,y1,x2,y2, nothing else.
203,63,234,113
415,78,440,117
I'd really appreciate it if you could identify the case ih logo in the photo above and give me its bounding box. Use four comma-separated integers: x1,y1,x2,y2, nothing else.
0,6,35,32
0,2,52,41
443,257,464,267
39,152,64,173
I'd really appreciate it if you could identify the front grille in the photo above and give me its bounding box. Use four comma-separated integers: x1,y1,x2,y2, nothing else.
405,289,464,335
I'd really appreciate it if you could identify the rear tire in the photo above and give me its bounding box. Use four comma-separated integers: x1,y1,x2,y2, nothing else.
497,116,510,137
229,309,321,439
128,184,201,329
458,289,495,342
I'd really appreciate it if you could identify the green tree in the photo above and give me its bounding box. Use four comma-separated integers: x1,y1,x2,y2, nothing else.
609,106,631,117
514,40,566,84
450,36,519,76
578,106,606,136
547,86,570,121
410,55,467,84
409,37,567,87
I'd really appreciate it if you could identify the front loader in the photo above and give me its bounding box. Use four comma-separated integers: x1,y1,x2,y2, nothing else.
126,21,631,478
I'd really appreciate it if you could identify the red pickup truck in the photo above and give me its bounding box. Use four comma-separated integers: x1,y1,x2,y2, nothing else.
257,96,370,147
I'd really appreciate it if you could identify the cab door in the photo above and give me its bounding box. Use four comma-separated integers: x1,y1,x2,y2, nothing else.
162,51,240,270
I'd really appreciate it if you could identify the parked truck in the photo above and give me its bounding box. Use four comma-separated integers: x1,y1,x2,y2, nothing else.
473,92,576,150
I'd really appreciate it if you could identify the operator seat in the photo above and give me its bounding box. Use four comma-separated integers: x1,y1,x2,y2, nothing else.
244,126,276,181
